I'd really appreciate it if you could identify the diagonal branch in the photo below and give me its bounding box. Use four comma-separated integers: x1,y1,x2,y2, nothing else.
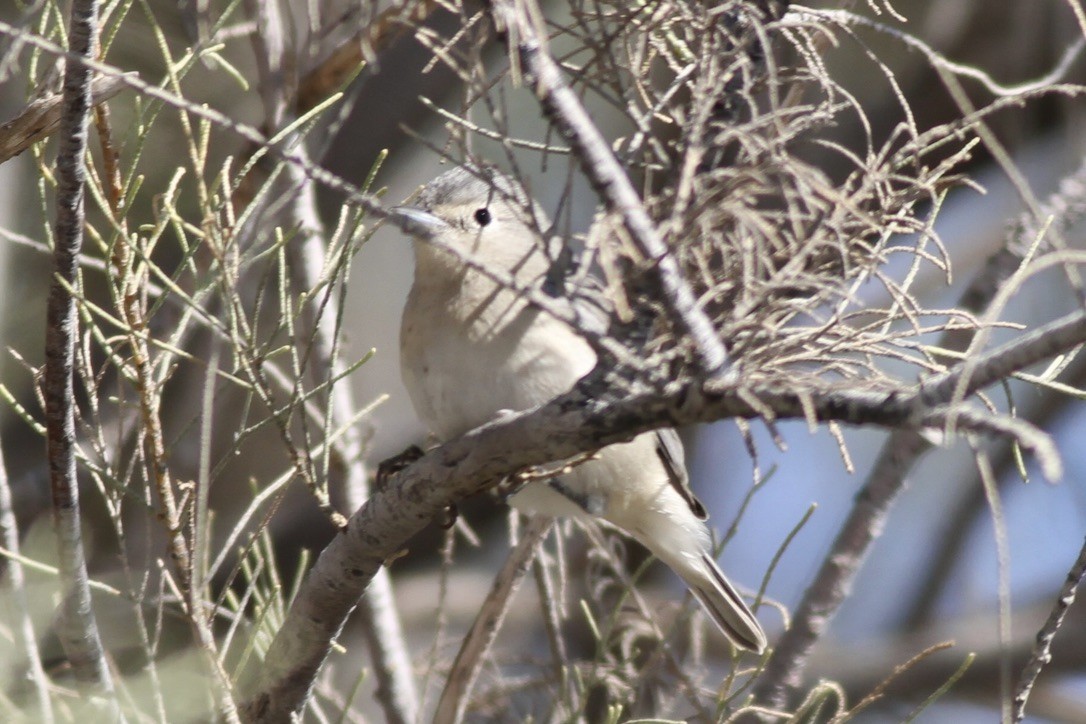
0,72,128,164
486,0,731,375
918,309,1086,407
1012,535,1086,722
239,306,1086,721
433,517,552,724
751,159,1086,708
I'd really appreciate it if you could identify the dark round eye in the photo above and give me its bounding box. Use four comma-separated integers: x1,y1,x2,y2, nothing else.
473,208,492,226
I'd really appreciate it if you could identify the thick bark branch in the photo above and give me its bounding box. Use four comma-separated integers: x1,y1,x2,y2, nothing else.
43,0,118,710
240,308,1084,721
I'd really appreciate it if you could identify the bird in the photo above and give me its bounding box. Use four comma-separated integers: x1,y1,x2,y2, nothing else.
393,163,767,653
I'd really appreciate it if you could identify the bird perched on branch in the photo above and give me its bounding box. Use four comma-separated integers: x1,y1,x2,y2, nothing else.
393,163,766,653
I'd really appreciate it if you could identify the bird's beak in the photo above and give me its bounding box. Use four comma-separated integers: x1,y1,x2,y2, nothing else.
389,206,448,237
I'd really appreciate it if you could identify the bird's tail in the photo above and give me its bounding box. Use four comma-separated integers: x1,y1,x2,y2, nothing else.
677,553,767,653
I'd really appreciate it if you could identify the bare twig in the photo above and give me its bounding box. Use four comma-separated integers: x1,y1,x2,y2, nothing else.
1012,535,1086,722
95,93,240,724
531,539,573,712
43,0,119,708
243,1,419,720
486,0,731,375
751,160,1086,707
0,429,53,721
0,72,129,164
433,517,552,724
803,8,1086,97
838,642,954,721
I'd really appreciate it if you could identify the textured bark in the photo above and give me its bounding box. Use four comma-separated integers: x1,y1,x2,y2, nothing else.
43,0,119,713
240,307,1085,721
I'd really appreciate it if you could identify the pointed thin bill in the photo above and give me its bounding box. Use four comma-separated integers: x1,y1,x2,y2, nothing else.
389,206,449,238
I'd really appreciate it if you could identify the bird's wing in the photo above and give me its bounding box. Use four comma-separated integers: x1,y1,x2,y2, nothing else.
654,428,707,520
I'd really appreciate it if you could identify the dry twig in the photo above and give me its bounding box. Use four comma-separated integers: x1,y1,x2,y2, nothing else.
240,1,419,718
487,0,733,375
1012,535,1086,722
0,72,128,164
433,517,552,724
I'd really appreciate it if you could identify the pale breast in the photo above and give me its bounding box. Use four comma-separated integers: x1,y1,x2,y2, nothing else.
401,284,596,440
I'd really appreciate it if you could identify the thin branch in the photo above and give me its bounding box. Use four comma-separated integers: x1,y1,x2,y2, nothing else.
96,91,240,724
919,309,1086,408
43,0,117,699
750,155,1086,707
751,429,931,709
0,72,129,164
0,20,391,227
802,8,1086,97
531,537,572,712
0,430,53,721
486,0,732,375
433,517,552,724
974,447,1012,723
906,149,1086,626
904,352,1086,629
243,0,419,719
1012,535,1086,722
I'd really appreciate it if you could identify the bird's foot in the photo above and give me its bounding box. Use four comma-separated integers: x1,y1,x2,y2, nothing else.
375,444,425,491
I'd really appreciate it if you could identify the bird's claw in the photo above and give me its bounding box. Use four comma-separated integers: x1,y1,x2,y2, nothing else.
375,444,425,491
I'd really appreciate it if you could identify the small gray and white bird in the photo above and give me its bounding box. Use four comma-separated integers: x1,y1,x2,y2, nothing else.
394,164,766,653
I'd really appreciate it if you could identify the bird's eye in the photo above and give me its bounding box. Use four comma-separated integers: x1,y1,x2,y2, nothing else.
473,208,492,226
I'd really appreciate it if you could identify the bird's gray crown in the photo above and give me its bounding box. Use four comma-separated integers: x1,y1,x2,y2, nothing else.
415,164,532,212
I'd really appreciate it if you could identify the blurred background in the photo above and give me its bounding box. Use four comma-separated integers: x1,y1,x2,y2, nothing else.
2,0,1086,721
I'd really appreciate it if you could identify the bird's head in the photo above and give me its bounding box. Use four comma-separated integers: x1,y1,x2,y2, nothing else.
392,164,551,280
